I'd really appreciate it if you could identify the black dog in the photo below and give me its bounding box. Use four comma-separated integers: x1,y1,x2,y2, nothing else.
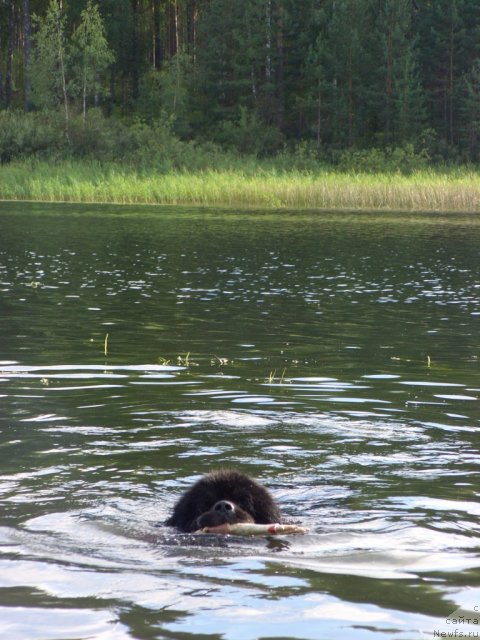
165,469,282,532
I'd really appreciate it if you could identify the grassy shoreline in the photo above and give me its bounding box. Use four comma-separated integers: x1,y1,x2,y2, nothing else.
0,160,479,212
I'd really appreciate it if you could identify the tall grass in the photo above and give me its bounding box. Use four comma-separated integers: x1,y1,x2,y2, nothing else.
0,159,479,212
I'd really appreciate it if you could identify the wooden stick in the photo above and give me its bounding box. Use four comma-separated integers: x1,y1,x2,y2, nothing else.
196,522,309,535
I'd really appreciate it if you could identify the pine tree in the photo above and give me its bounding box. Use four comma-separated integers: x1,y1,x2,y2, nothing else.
5,0,15,106
459,60,480,160
196,0,283,133
377,0,425,145
324,0,372,148
417,0,465,148
24,0,33,111
394,46,426,144
300,3,329,146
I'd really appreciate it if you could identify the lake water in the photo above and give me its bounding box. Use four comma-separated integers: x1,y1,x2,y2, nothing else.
0,202,479,640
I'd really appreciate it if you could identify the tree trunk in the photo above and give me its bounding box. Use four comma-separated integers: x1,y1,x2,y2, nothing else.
448,20,454,146
174,0,179,55
154,0,162,69
276,2,285,130
94,70,100,107
385,21,393,143
317,76,322,147
107,67,116,115
24,0,32,111
83,72,87,122
266,0,272,82
131,0,140,98
59,41,70,142
347,57,354,147
191,0,197,67
6,0,15,106
0,33,3,103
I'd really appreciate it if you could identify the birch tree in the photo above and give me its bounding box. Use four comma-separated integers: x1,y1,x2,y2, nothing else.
71,0,114,121
31,0,70,141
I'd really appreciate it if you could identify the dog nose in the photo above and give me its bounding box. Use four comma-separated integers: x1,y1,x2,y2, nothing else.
213,500,234,512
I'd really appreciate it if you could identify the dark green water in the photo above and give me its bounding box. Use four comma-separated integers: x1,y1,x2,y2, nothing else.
0,202,479,640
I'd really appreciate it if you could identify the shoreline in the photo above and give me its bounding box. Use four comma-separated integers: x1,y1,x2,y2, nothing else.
0,161,479,213
0,197,477,216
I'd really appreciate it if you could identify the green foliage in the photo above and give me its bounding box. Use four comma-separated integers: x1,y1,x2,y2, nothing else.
337,144,430,174
215,107,284,156
0,107,446,176
67,108,120,158
125,118,185,170
137,53,193,137
61,110,186,170
4,0,480,163
31,0,68,110
459,60,480,161
0,110,63,163
377,0,426,144
71,0,114,117
0,107,232,172
196,0,263,118
31,0,113,117
137,70,163,122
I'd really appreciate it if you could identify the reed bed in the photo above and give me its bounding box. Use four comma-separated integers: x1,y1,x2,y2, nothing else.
0,160,479,212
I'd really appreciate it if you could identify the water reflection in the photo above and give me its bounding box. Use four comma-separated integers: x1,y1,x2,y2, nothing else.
0,204,479,639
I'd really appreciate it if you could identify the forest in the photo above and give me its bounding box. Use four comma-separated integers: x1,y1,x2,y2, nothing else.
1,0,480,170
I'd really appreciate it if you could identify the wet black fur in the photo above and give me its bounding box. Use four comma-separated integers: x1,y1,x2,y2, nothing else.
165,470,282,533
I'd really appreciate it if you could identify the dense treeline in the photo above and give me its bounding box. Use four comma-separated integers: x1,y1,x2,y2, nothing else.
1,0,480,166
